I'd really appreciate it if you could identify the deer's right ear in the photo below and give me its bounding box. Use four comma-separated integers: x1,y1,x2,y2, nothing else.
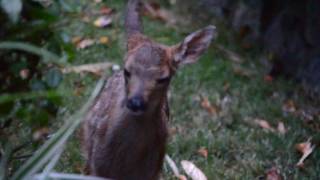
172,25,216,66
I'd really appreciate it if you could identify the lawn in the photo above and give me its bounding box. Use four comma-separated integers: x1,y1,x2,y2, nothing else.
34,0,320,179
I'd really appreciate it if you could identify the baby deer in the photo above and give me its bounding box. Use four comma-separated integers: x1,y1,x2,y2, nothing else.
82,0,216,179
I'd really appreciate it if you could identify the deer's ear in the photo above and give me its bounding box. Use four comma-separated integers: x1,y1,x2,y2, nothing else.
173,25,216,66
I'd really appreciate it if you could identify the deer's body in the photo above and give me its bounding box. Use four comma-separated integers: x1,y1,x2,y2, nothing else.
82,0,216,179
83,71,168,179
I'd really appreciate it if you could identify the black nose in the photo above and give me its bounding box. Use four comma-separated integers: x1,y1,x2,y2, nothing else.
127,96,146,112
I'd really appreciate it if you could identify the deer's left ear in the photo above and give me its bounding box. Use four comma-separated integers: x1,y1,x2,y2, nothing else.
172,25,216,66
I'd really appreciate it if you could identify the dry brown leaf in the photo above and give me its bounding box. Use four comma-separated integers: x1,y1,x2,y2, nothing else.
232,64,253,77
282,100,296,113
264,75,273,82
100,6,113,15
178,175,188,180
93,16,112,28
77,39,95,49
295,139,315,167
33,127,49,141
254,119,275,132
61,62,114,76
200,96,219,115
197,147,208,158
71,36,82,44
181,160,207,180
277,122,286,134
265,167,282,180
169,126,178,136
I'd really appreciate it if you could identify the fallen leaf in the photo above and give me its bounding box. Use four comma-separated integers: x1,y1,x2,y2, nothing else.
33,127,49,141
100,6,113,15
265,167,282,180
77,39,95,49
170,127,182,137
295,139,315,167
99,36,109,45
254,119,275,132
200,96,219,115
264,75,273,82
71,36,82,44
282,100,296,113
197,147,208,158
181,160,207,180
232,64,253,77
93,16,112,28
61,62,114,76
277,122,286,134
178,175,188,180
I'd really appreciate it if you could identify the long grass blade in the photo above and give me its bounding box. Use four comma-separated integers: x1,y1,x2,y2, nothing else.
33,172,111,180
0,90,62,104
0,144,12,180
0,41,67,66
39,148,64,180
11,78,105,180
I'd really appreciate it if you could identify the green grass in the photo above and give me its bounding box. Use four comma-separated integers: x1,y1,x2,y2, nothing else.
54,0,320,179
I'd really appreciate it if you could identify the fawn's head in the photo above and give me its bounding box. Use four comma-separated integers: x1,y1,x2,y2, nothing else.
124,0,216,114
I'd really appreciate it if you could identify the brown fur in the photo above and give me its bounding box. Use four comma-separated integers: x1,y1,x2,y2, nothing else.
82,0,216,179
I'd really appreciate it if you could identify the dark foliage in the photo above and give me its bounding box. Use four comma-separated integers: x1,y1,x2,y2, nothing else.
177,0,320,99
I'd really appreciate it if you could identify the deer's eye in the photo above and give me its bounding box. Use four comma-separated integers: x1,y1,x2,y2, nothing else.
124,69,131,78
156,76,170,84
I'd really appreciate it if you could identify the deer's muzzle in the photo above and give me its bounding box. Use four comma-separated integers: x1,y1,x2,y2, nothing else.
126,96,146,112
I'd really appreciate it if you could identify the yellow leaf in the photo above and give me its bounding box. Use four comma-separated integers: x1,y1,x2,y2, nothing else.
99,36,109,45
